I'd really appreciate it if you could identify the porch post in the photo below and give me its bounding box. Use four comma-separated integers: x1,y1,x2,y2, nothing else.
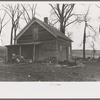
19,46,21,57
33,44,35,62
6,47,8,62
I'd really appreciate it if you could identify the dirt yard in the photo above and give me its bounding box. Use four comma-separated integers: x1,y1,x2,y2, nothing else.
0,60,100,81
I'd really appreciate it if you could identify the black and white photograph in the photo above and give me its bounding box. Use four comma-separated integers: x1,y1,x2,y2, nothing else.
0,0,100,98
0,1,100,82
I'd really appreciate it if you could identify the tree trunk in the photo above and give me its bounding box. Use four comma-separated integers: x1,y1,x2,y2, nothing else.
60,22,65,34
83,22,87,60
92,47,95,59
10,27,13,45
14,27,17,44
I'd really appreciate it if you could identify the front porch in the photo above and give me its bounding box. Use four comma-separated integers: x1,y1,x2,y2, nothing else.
6,42,42,62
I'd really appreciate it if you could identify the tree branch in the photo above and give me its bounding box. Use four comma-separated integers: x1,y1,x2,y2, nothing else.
49,4,60,19
65,19,77,27
21,4,31,22
2,18,11,28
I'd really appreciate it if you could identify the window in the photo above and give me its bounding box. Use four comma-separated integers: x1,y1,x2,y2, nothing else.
60,45,62,51
32,26,38,40
69,46,71,55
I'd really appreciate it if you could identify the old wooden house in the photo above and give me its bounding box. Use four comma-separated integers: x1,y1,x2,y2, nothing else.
6,17,73,63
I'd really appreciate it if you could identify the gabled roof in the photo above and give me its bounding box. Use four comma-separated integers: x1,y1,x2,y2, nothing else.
16,17,72,42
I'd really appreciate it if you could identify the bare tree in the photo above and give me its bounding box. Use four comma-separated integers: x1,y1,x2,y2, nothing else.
0,12,10,45
21,4,37,24
0,12,9,34
89,41,96,59
86,31,97,59
50,4,77,34
2,4,23,44
77,6,96,60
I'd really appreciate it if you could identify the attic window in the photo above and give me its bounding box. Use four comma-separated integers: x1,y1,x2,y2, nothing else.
32,26,38,40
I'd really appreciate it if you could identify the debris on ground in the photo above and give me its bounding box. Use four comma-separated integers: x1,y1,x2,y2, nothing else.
10,54,33,64
28,74,31,78
54,59,85,68
68,60,77,66
77,63,85,68
62,65,67,68
66,61,85,68
55,64,62,67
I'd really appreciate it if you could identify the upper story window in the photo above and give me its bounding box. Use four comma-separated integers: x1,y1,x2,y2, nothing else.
32,26,39,40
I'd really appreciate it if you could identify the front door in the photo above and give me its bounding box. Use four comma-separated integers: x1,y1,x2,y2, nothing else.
21,45,33,59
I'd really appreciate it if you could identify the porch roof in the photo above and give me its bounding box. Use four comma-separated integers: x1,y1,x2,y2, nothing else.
6,42,42,47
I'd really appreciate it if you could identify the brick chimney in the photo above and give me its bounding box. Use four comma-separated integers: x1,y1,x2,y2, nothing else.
44,17,48,24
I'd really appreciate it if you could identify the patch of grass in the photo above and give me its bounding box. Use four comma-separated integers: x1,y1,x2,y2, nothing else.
0,61,100,81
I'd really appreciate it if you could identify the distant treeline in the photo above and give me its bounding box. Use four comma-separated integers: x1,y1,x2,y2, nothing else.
72,50,100,58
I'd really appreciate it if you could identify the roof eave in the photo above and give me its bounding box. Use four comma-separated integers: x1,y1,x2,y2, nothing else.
57,36,73,42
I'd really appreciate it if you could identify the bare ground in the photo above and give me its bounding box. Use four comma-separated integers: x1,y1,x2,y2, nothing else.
0,61,100,81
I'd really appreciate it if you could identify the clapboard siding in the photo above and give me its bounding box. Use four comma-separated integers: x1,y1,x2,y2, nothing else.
56,38,71,61
18,39,33,43
38,40,56,61
17,22,55,43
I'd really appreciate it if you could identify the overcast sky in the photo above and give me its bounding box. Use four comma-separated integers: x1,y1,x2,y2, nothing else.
0,2,100,50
